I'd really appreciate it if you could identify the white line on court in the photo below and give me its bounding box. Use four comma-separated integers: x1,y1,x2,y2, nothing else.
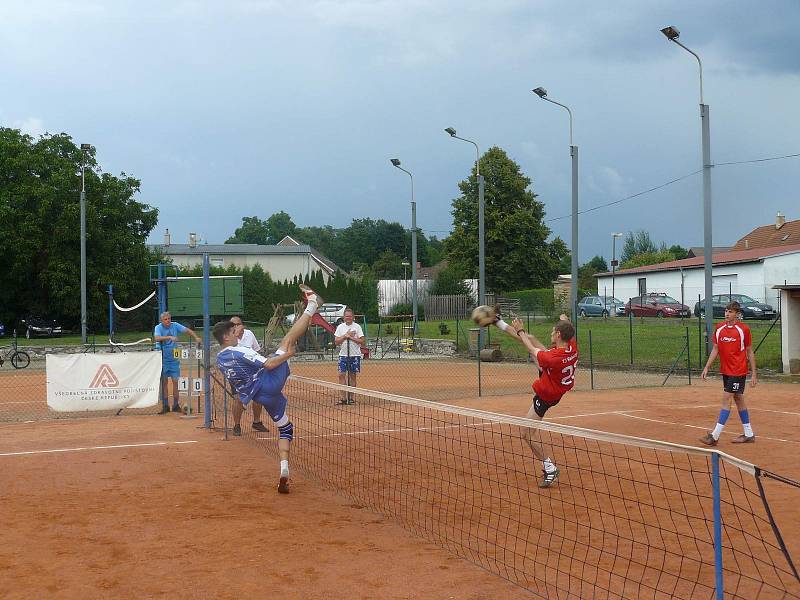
615,412,800,445
256,420,502,442
0,440,198,457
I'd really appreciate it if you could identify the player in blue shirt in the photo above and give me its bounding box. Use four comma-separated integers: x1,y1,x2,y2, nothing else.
213,284,322,494
154,312,200,414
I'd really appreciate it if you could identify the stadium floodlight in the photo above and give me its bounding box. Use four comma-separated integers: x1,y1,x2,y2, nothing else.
660,25,714,353
80,143,91,345
531,87,578,320
390,158,418,333
444,127,457,137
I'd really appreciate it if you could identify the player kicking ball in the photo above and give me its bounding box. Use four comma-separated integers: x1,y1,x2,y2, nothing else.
479,306,578,488
699,300,758,446
213,284,323,494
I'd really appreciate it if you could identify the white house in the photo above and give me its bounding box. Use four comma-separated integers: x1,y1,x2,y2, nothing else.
151,231,339,282
596,243,800,309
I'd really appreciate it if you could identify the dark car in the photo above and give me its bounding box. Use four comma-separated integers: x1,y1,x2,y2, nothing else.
18,316,63,338
625,293,691,318
693,294,777,320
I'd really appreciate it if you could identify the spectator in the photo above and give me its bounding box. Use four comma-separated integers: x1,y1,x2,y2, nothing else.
229,316,268,436
334,308,365,405
153,311,200,414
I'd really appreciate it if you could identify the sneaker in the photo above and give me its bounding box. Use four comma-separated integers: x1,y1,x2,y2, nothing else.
158,406,170,415
172,404,182,413
252,421,268,432
232,424,242,437
336,398,349,406
278,476,290,494
732,434,755,444
299,284,324,307
539,468,560,489
345,397,356,405
699,432,718,446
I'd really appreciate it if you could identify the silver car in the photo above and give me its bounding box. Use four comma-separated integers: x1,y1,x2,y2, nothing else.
286,303,347,326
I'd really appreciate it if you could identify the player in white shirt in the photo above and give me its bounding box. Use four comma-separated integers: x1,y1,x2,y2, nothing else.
229,316,267,436
333,307,365,405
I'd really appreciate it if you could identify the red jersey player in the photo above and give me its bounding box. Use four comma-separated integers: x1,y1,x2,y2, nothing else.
699,301,758,446
493,311,578,488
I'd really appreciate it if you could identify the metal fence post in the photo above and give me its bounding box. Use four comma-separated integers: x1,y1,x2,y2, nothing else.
686,327,692,385
629,309,634,366
712,452,725,599
589,329,594,390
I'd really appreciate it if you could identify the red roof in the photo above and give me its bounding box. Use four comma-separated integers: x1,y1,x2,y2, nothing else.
596,243,800,277
734,218,800,250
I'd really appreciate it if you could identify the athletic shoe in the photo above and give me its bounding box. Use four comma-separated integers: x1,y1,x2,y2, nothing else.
731,434,755,444
278,476,290,494
539,468,560,489
232,424,242,436
252,421,268,432
299,284,324,307
172,404,182,413
158,406,170,415
699,433,718,446
336,398,349,406
345,397,356,405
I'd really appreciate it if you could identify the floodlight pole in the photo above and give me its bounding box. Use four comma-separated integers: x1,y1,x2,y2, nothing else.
612,233,624,307
661,26,714,354
79,144,90,345
532,89,578,319
390,160,418,334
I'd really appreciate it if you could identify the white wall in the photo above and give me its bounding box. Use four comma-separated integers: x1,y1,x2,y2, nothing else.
780,289,800,373
764,254,800,307
377,279,477,316
166,253,332,283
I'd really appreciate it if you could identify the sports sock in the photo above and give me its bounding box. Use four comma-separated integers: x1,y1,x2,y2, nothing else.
496,319,510,332
280,459,289,477
543,458,557,473
303,299,317,316
275,348,286,356
711,408,730,440
739,410,753,436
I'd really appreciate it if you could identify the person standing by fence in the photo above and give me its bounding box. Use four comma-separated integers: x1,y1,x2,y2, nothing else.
334,308,365,405
153,311,201,414
229,316,268,436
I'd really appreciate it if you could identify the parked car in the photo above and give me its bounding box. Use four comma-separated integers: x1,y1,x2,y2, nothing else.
0,322,4,337
625,293,691,318
18,316,63,338
577,296,624,317
693,294,777,320
286,303,347,327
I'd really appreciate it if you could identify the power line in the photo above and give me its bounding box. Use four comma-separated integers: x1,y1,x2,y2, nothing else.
714,152,800,167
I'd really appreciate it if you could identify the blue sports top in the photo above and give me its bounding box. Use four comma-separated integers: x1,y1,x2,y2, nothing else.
216,346,268,404
153,321,188,359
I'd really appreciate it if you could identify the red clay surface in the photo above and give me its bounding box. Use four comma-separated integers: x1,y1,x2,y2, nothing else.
1,363,799,599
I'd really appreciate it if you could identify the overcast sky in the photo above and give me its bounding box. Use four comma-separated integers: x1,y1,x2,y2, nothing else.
2,1,798,263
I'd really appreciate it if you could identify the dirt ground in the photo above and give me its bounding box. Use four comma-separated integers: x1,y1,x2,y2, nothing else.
1,371,799,599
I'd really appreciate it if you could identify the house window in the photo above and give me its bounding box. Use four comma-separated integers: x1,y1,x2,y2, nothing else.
638,278,647,296
211,258,224,269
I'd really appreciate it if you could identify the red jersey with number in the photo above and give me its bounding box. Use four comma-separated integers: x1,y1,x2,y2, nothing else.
714,322,751,376
533,338,578,403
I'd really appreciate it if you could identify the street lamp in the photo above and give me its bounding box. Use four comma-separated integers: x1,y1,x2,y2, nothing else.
532,87,578,320
611,233,624,309
660,25,714,353
401,258,410,304
390,159,418,334
444,127,485,326
80,143,92,345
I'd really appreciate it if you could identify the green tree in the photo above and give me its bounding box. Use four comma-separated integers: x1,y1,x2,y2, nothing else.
668,244,689,260
226,216,269,245
621,230,660,263
0,129,158,329
429,263,472,298
371,250,405,278
549,236,571,275
265,210,297,243
445,146,561,292
620,250,676,270
577,255,609,291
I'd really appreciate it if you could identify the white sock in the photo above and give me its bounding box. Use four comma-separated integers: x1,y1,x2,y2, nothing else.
280,459,289,477
275,348,286,356
543,458,556,473
711,424,724,440
496,319,510,332
303,299,317,316
743,423,754,437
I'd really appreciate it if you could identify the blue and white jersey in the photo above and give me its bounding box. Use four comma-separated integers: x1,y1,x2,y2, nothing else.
216,346,268,404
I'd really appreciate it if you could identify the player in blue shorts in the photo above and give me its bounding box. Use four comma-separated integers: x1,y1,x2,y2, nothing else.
213,284,322,494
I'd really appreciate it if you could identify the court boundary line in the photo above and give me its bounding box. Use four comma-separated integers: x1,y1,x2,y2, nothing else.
0,440,198,457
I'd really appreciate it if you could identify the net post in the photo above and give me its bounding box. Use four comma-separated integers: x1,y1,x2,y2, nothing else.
712,452,725,599
686,327,692,384
589,329,594,390
107,284,114,344
202,254,212,429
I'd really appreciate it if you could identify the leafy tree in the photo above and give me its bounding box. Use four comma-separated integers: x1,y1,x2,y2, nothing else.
371,250,405,278
226,216,269,245
668,244,689,260
549,237,571,275
265,210,297,243
621,230,659,263
429,262,472,298
577,255,609,291
0,129,159,329
620,250,676,270
445,146,561,292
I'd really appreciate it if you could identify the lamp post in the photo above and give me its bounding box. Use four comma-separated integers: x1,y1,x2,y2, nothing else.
390,159,418,334
401,258,410,304
611,233,624,309
660,25,714,354
444,127,485,346
80,143,92,345
532,87,578,319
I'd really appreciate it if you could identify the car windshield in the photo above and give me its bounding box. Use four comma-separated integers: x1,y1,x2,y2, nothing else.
731,294,756,303
658,296,679,303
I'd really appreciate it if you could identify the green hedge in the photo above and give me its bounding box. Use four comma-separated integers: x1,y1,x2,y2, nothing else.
503,287,595,314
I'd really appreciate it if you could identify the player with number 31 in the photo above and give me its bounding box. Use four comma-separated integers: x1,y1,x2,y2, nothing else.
487,307,578,489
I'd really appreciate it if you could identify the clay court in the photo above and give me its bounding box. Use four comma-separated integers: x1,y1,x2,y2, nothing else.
1,365,799,599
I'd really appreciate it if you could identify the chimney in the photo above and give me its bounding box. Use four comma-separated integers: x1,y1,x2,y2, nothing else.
744,239,749,250
189,232,197,248
164,228,171,246
776,212,785,230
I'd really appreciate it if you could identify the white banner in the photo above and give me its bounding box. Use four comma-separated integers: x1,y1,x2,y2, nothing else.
46,353,162,412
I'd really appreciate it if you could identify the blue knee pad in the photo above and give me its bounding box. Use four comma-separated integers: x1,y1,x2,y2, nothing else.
278,421,294,441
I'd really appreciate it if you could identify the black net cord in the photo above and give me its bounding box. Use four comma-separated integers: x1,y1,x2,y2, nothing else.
755,466,800,583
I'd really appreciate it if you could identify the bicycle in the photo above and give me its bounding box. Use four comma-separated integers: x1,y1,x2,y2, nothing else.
0,332,31,369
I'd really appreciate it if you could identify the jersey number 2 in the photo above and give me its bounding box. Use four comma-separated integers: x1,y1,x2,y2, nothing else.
561,365,575,386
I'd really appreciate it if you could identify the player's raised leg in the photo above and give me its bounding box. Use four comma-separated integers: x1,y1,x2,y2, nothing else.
277,285,324,352
525,399,560,488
